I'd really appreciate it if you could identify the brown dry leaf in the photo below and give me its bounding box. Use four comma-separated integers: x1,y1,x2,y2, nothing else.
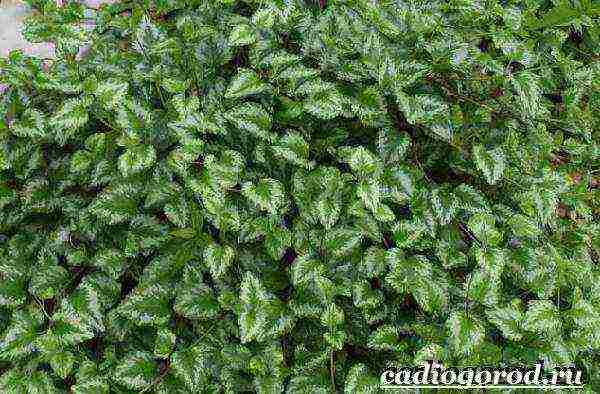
557,203,570,219
569,172,582,184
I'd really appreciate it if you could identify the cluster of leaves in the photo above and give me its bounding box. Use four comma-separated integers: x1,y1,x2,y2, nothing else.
0,0,599,392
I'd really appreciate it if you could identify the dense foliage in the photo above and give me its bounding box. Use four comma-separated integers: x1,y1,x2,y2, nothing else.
1,0,599,392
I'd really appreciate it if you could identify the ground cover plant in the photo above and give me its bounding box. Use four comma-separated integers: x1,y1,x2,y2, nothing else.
0,0,599,392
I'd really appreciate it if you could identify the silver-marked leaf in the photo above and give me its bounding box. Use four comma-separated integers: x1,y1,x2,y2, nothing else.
113,351,158,390
225,69,269,99
205,150,245,190
325,227,363,258
204,243,235,278
118,144,156,177
225,102,274,141
360,247,387,278
242,178,286,214
320,303,344,329
303,88,344,120
154,328,176,358
344,363,379,394
337,146,379,178
229,24,257,46
50,351,75,379
314,196,342,230
486,301,524,341
272,133,311,168
356,180,381,212
170,345,212,392
447,311,485,357
468,212,502,246
174,283,220,319
95,80,128,109
523,300,561,337
367,325,406,352
252,8,276,28
508,214,541,238
164,196,190,228
473,145,505,185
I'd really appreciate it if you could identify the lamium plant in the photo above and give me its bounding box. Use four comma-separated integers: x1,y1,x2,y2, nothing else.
0,0,599,392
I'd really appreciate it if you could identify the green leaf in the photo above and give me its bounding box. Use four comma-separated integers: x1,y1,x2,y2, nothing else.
377,127,410,164
154,328,176,358
325,226,363,258
164,196,190,228
533,1,581,28
569,291,600,349
71,150,94,173
359,247,387,278
71,361,110,394
314,196,342,231
386,253,448,314
303,88,345,120
453,184,489,213
118,144,156,177
324,329,347,350
11,108,47,138
239,273,293,343
225,102,274,141
414,343,445,365
353,281,382,310
264,227,292,260
161,78,188,94
523,300,562,337
0,279,27,307
50,350,75,379
395,92,448,125
272,133,311,168
117,284,171,326
204,243,235,279
51,97,92,139
447,311,486,357
252,8,276,29
1,0,599,388
367,325,406,352
113,351,158,390
473,145,505,185
468,212,502,246
507,214,541,238
95,80,128,109
225,69,269,99
171,345,213,392
28,262,68,299
337,146,380,178
72,381,110,394
291,255,327,288
174,283,220,319
51,284,108,345
356,180,381,213
486,301,524,341
392,219,428,249
242,179,286,214
0,308,45,361
205,150,245,190
229,24,257,46
320,303,344,329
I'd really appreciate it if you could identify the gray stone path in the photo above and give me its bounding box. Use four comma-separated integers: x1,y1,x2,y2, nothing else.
0,0,116,59
0,0,54,58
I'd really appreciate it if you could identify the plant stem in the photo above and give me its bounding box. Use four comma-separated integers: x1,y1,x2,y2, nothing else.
329,350,335,393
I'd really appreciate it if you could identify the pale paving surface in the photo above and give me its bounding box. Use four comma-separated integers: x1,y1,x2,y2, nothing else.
0,0,54,58
0,0,117,59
